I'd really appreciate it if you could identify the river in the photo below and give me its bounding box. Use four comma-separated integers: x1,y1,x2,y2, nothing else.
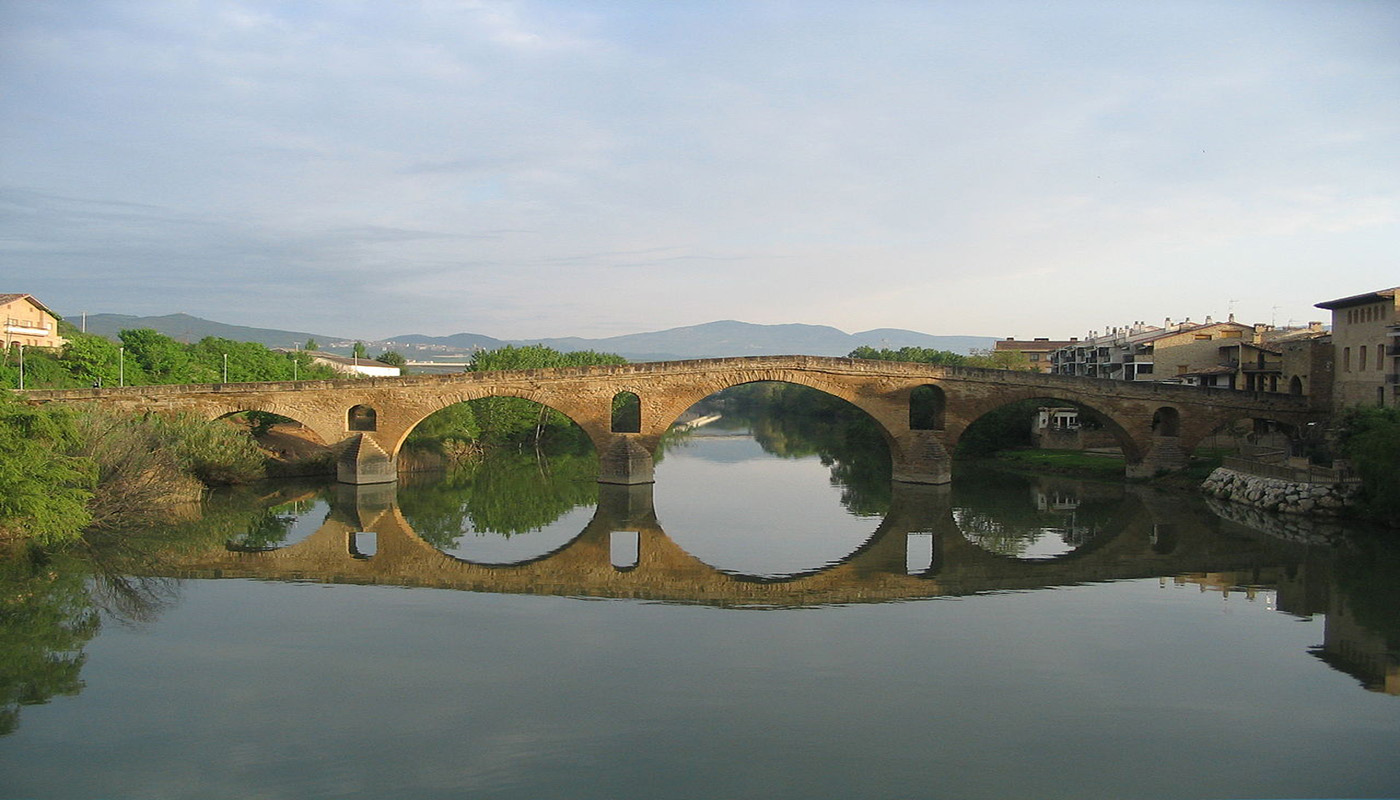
2,408,1398,799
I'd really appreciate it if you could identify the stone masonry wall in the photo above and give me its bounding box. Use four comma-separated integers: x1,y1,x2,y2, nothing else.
1200,466,1362,517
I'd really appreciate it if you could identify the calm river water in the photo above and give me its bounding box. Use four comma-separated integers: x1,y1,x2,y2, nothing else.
2,417,1398,799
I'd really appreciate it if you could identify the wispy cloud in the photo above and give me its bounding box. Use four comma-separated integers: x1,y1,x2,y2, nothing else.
3,1,1397,339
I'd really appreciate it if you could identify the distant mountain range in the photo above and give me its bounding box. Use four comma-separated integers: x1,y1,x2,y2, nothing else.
71,312,997,361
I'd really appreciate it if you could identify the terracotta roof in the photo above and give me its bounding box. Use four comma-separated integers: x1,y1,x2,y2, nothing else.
0,293,60,318
994,339,1077,351
1133,320,1252,345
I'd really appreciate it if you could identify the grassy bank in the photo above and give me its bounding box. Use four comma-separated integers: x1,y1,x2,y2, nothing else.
1,393,278,551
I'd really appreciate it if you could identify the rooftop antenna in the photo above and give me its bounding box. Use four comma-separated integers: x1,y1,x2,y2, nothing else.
1271,305,1281,327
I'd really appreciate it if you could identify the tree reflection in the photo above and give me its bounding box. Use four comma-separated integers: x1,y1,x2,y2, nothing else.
396,448,600,548
0,554,98,736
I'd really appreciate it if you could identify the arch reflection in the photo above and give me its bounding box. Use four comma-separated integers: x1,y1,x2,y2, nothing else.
178,476,1319,609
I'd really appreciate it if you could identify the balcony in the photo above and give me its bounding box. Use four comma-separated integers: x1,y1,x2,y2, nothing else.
3,322,52,337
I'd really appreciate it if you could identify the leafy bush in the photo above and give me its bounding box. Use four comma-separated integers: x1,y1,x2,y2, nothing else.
1338,406,1400,524
0,394,95,546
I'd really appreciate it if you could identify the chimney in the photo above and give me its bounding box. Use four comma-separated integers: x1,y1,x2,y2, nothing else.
1309,321,1324,333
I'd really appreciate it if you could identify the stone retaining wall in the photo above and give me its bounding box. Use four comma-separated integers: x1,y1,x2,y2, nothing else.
1200,467,1362,517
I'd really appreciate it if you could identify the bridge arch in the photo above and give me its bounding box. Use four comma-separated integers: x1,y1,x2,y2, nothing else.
945,391,1145,464
390,387,600,458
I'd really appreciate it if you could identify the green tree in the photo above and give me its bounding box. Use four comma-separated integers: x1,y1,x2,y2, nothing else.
966,347,1036,371
1338,406,1400,524
0,394,95,547
61,332,123,387
118,328,193,383
304,338,319,351
375,350,407,368
352,341,367,359
848,346,969,366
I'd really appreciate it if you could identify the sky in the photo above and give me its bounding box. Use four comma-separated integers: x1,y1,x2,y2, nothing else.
3,1,1398,342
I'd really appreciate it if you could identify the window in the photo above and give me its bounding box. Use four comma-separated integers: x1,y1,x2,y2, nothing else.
1194,334,1212,341
1360,346,1368,371
1344,347,1351,372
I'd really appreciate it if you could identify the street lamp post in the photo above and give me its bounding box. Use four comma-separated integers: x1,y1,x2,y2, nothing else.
119,346,124,388
17,344,23,390
223,353,228,383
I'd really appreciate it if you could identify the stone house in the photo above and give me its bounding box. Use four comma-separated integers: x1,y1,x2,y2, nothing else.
1315,287,1399,408
993,337,1079,374
1,293,67,350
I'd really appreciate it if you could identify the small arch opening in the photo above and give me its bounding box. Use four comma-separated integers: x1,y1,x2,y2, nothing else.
350,531,377,559
348,405,378,432
611,530,640,570
611,391,641,433
909,384,945,431
1151,407,1180,437
1288,376,1303,396
906,532,935,575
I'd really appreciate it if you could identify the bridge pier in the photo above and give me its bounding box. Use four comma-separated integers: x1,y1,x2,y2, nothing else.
598,435,655,485
336,433,398,485
1125,435,1190,479
891,430,953,485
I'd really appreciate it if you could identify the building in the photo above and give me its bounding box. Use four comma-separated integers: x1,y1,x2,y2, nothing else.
307,353,402,378
993,337,1079,374
1051,316,1327,391
1,293,67,350
1315,287,1399,408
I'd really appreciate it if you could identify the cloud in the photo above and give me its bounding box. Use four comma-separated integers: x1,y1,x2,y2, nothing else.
2,1,1398,340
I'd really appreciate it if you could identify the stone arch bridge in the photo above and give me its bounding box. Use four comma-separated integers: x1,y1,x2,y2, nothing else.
20,355,1316,485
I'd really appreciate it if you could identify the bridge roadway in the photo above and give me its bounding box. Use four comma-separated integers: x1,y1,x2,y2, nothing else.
20,355,1316,485
161,481,1315,608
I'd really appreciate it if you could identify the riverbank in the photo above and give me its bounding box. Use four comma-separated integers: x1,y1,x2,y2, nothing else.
1200,466,1362,517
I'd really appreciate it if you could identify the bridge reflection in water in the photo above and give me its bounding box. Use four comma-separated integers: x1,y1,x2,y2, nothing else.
176,480,1318,609
159,476,1400,694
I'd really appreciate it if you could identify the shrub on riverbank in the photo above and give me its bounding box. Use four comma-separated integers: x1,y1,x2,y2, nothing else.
69,408,266,531
1,391,272,548
1337,406,1400,526
0,395,95,548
